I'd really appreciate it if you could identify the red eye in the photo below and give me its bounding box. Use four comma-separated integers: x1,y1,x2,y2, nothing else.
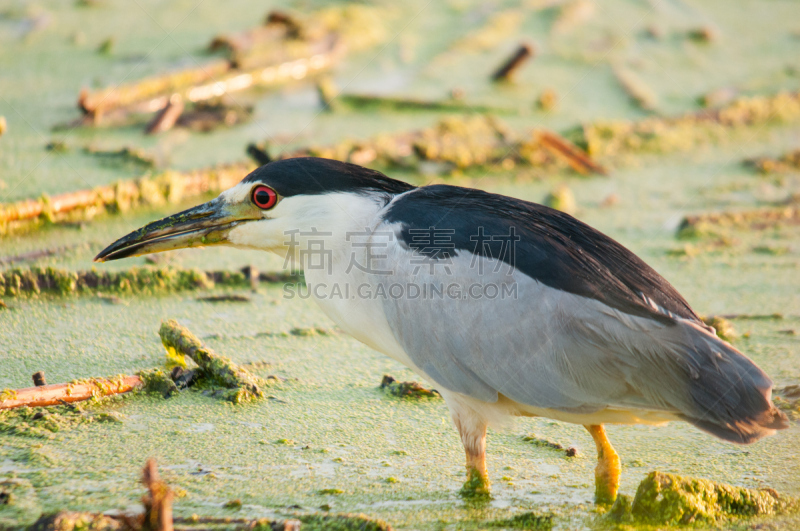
252,185,278,209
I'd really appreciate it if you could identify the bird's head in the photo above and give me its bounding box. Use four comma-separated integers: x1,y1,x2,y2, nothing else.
94,157,415,263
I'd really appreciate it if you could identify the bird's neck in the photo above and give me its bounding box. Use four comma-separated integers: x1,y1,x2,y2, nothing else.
273,191,393,272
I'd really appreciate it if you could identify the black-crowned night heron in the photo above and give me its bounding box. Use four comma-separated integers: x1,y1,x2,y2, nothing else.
96,157,788,503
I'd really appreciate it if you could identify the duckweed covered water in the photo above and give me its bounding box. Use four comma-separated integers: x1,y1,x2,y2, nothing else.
2,0,800,529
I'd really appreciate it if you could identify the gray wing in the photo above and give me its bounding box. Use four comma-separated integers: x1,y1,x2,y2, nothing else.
372,233,785,443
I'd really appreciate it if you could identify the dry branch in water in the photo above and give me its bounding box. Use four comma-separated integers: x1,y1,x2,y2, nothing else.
492,43,535,82
0,376,141,411
73,6,391,125
146,95,185,135
78,35,343,123
536,130,607,175
140,459,173,531
613,65,659,111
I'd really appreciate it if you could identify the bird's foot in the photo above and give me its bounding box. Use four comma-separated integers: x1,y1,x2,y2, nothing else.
594,453,621,505
586,424,621,505
460,466,491,499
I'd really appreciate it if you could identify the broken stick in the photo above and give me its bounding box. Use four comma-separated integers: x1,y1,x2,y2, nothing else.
536,130,607,175
146,94,185,135
0,375,142,410
492,43,534,82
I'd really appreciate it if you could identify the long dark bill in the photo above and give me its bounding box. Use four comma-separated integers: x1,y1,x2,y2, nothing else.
94,199,250,262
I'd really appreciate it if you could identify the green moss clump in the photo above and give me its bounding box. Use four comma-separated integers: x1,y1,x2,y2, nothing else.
630,471,797,525
379,375,440,399
490,511,554,530
543,185,576,215
459,472,491,500
159,320,265,403
137,368,178,398
0,478,41,528
0,405,123,439
607,494,634,523
299,513,393,531
521,434,564,451
290,327,336,337
774,385,800,421
28,511,121,531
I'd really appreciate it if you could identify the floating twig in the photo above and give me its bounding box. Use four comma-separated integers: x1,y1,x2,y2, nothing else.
141,459,173,531
536,130,606,175
719,313,784,320
246,143,272,165
146,94,185,135
613,65,658,111
337,93,513,114
0,375,142,410
83,144,157,168
492,43,535,82
196,294,251,303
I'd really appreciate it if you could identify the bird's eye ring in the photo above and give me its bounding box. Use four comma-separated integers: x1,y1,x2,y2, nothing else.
252,185,278,210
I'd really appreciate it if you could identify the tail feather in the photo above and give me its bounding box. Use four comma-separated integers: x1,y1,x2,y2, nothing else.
683,406,788,444
680,326,789,444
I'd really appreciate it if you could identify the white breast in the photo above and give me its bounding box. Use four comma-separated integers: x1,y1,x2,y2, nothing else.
284,192,422,372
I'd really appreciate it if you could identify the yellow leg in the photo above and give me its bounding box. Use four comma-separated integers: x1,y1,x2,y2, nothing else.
585,424,621,505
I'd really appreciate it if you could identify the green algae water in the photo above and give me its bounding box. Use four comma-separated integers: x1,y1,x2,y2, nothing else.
2,0,800,529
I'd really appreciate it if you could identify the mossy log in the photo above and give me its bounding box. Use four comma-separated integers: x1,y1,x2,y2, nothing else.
0,266,300,298
0,376,141,410
159,320,264,403
746,148,800,174
578,91,800,158
678,205,800,238
80,29,343,120
0,162,253,235
280,115,604,176
628,471,797,525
